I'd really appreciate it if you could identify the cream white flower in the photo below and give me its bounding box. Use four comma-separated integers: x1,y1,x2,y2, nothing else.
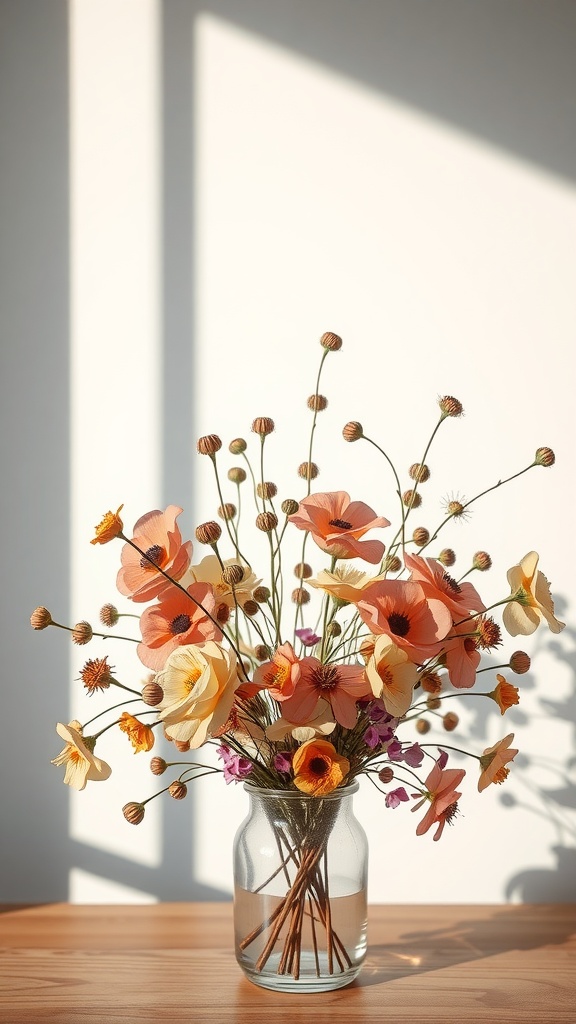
503,551,565,636
51,720,112,790
366,635,419,717
265,698,336,743
156,641,240,747
308,565,385,605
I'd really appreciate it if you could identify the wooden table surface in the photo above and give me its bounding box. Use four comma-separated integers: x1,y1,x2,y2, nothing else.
0,902,575,1023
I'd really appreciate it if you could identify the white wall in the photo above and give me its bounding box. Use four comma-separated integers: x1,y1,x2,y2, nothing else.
1,0,575,904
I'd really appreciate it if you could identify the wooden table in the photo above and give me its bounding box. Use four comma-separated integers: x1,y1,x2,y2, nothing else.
1,903,574,1023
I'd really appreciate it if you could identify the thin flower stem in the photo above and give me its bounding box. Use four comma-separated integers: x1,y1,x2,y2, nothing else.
120,536,249,680
51,621,138,644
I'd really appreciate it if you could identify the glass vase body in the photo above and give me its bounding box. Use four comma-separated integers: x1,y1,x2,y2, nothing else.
233,782,368,992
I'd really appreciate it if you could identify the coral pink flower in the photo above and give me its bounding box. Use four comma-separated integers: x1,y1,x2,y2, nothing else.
412,752,465,841
478,733,518,792
137,582,221,671
441,619,481,689
252,642,302,701
404,553,485,620
288,491,389,563
357,580,452,664
117,505,192,604
280,656,372,729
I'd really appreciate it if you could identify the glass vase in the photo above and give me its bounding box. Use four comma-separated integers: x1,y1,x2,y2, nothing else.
233,781,368,992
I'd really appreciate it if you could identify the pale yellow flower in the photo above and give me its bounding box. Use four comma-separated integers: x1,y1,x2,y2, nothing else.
265,698,336,742
182,554,261,611
308,566,386,605
156,641,240,747
365,635,419,717
503,551,565,636
51,720,112,790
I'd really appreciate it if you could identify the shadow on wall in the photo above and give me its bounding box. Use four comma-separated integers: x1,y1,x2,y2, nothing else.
2,0,575,902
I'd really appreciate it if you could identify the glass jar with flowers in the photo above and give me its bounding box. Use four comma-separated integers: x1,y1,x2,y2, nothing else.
32,331,564,992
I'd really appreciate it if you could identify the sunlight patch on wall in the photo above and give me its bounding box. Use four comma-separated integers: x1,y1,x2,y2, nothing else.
68,0,162,893
191,13,576,903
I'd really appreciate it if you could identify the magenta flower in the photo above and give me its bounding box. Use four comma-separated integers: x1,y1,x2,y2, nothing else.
216,745,253,785
385,787,409,809
295,627,321,647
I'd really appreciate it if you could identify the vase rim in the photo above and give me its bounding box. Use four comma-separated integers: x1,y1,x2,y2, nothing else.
243,780,359,799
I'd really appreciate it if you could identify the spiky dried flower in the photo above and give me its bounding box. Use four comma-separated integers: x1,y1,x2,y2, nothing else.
80,656,113,694
99,603,119,627
439,395,464,418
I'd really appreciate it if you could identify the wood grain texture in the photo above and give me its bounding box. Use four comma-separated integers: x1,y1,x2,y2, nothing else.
0,903,574,1024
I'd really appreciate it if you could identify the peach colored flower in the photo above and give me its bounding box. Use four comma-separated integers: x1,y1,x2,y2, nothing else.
155,641,240,747
118,712,155,753
137,582,221,671
365,635,419,717
51,720,112,790
441,619,481,689
489,675,520,715
412,753,465,841
91,505,124,545
308,565,387,604
404,552,485,620
265,699,336,742
117,505,192,604
182,554,261,611
478,733,518,792
503,551,565,636
358,580,452,664
252,642,301,701
288,491,389,563
280,656,372,729
292,738,350,796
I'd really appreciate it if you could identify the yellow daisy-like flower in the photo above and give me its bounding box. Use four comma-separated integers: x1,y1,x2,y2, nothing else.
91,505,124,545
51,720,112,790
118,712,155,753
503,551,564,636
292,738,350,796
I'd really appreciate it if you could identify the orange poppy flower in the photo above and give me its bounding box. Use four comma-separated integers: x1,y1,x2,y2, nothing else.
288,491,389,563
117,505,192,603
404,552,485,620
292,738,350,796
137,582,221,671
118,712,155,753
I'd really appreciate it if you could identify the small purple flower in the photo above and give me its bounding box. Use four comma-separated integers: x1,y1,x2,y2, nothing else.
217,744,253,785
295,627,321,647
363,725,381,749
386,739,404,761
403,743,424,768
273,751,293,775
385,787,409,809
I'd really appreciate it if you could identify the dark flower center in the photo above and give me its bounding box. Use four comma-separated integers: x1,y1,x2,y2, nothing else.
309,756,329,776
170,614,191,635
387,611,410,637
311,665,339,691
443,572,462,595
140,544,164,569
328,518,353,530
